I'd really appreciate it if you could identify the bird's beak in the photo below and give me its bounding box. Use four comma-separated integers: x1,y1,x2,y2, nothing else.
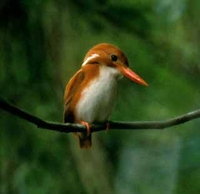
118,66,148,86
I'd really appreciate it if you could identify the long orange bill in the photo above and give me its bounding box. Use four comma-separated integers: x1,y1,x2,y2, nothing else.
119,67,148,86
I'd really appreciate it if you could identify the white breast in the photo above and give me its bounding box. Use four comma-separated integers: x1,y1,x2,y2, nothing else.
76,66,123,123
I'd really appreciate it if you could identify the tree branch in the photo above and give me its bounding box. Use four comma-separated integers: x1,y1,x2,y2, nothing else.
0,99,200,133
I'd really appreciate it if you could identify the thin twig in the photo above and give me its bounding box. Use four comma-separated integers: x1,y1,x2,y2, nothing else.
0,99,200,133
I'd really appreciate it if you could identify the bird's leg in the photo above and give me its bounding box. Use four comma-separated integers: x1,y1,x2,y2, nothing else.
105,121,110,133
80,121,91,136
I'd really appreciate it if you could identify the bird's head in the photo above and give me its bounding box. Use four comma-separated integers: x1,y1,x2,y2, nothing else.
82,43,148,86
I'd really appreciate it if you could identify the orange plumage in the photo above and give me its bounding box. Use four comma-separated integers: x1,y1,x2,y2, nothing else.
64,43,148,149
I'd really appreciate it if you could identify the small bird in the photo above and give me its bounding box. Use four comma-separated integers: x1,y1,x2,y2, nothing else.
64,43,148,149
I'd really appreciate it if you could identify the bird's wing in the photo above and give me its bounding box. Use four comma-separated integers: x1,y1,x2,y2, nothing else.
64,69,85,123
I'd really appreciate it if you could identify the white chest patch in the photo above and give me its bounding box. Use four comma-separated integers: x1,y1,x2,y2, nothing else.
76,66,122,123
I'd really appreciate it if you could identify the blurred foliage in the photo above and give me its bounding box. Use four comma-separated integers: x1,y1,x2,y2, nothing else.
0,0,200,193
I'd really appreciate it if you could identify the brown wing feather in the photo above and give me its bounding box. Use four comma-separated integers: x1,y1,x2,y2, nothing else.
64,69,85,123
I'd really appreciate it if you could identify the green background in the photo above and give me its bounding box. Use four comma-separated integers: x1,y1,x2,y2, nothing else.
0,0,200,193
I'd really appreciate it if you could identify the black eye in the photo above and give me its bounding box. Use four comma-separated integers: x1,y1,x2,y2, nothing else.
111,54,118,62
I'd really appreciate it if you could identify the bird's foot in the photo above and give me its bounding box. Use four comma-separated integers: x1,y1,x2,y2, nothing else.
80,121,90,136
105,121,110,133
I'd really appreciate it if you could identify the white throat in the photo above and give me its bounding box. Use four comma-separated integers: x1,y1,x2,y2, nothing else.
76,65,122,123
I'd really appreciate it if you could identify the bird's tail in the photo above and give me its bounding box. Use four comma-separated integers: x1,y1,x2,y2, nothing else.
77,132,92,149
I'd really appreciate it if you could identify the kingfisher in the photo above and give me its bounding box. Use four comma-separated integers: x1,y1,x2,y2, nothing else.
64,43,148,149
